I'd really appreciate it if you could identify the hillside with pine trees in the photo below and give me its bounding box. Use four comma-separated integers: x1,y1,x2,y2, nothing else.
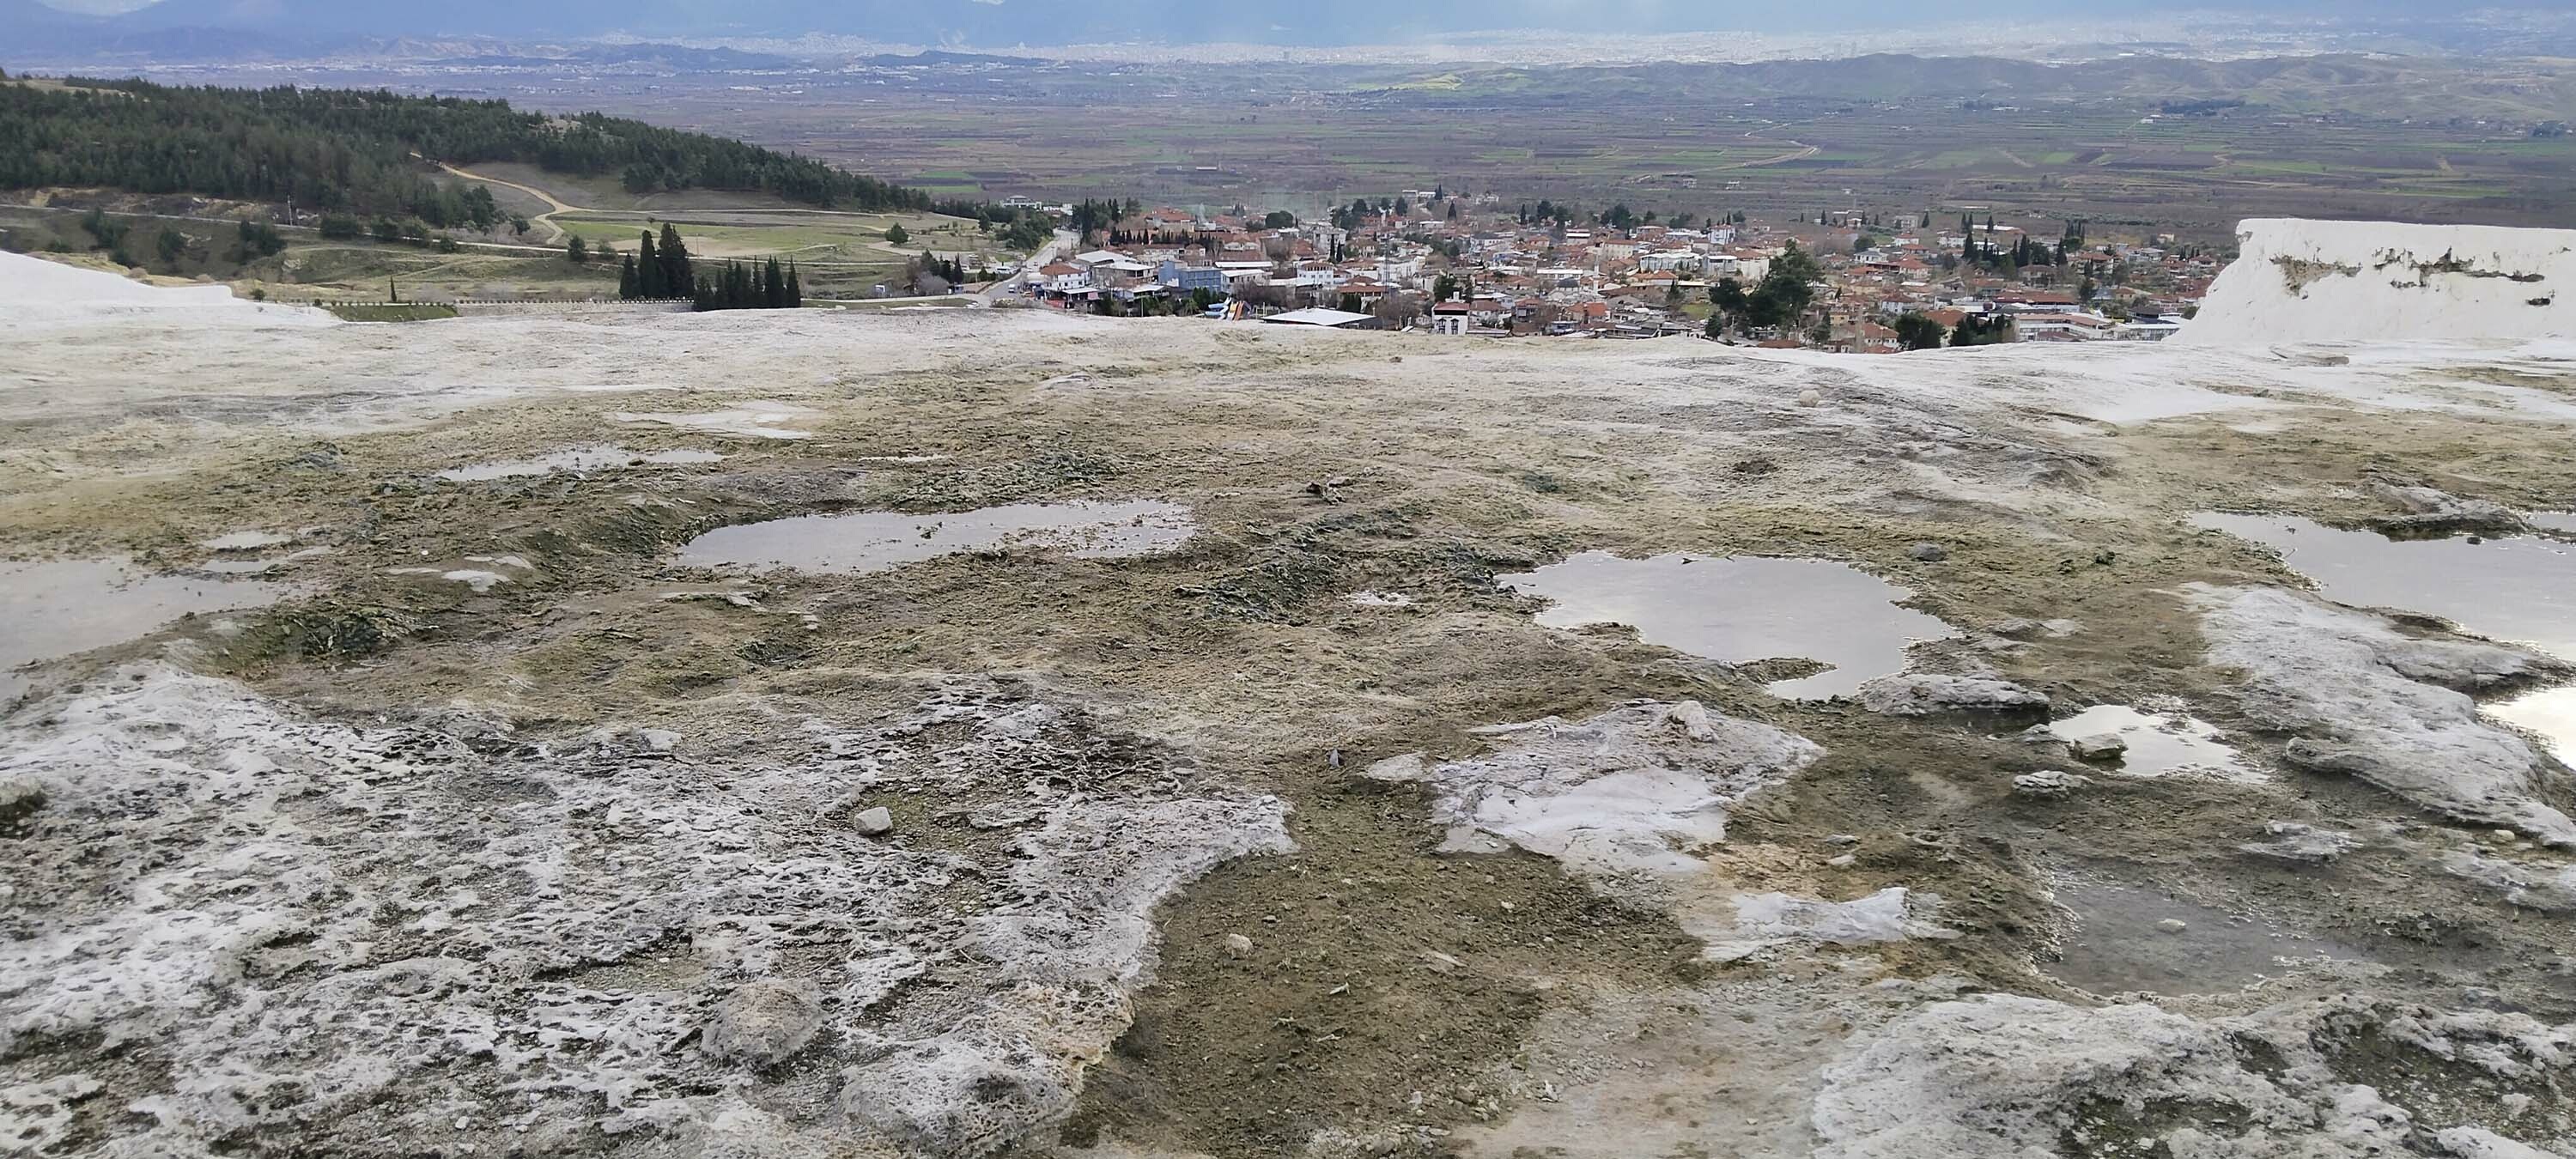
0,77,931,226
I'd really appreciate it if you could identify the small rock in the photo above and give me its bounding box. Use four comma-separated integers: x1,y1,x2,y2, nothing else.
1420,950,1463,974
0,778,46,825
1826,834,1862,846
1327,749,1345,768
638,729,682,753
1797,389,1823,407
853,806,896,836
1224,933,1255,958
1907,543,1949,562
1360,753,1427,783
2068,732,2129,762
1827,854,1856,868
1856,674,2049,719
2156,919,2189,934
2238,821,2360,864
2013,770,2088,798
1662,700,1723,741
701,979,825,1068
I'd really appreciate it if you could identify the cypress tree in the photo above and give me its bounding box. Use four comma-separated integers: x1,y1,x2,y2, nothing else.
659,224,693,299
638,232,662,298
786,262,802,308
764,258,785,309
618,254,638,300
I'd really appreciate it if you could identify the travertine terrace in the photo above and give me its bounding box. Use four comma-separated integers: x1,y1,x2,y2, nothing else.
4,224,2576,1157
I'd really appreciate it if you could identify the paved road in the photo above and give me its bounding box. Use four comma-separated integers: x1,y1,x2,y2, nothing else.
979,230,1077,306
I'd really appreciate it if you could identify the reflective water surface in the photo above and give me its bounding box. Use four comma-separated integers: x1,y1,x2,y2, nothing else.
1498,552,1958,699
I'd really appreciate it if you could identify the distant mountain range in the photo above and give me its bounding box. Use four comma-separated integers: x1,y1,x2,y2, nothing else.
11,0,2556,61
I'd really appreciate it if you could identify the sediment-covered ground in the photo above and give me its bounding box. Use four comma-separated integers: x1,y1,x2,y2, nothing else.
5,244,2576,1157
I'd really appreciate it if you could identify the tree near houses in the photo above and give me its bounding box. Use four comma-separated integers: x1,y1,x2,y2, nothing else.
1710,276,1748,316
903,251,966,295
1893,313,1948,351
1720,241,1823,331
1951,313,2014,347
1374,291,1423,331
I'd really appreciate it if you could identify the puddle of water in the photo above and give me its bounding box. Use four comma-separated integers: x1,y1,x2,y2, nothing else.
2193,513,2576,659
2196,513,2576,758
616,403,817,440
674,501,1197,575
2046,705,2258,780
438,446,722,482
2,558,287,701
1498,552,1957,699
200,558,285,575
2492,686,2576,763
2049,878,2361,997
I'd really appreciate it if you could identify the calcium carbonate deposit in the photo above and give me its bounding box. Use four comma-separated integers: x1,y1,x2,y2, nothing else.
7,221,2576,1158
0,250,332,330
2180,217,2574,346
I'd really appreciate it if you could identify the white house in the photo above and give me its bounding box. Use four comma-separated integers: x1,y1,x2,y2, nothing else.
1036,263,1092,294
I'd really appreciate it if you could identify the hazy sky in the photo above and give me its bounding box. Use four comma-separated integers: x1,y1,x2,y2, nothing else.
32,0,2576,39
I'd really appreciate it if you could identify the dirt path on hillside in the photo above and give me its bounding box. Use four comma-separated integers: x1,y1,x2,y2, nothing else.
435,160,580,244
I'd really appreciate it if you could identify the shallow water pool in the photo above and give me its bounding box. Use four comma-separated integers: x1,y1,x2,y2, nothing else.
1498,552,1957,699
2,558,287,701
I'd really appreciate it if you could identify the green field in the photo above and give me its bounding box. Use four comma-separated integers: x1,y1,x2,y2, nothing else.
71,51,2576,240
324,302,459,322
